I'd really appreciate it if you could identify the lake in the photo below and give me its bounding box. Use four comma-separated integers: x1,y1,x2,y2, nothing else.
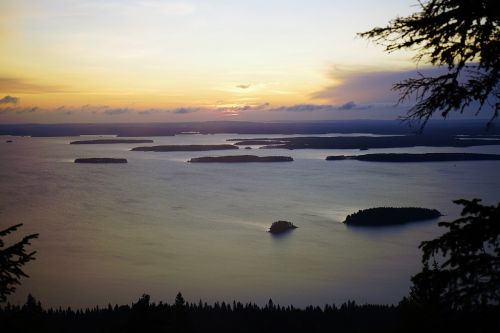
1,133,499,308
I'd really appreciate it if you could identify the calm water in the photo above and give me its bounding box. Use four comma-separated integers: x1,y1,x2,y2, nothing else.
1,134,499,308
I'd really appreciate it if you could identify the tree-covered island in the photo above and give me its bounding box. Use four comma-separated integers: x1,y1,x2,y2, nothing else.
189,155,293,163
344,207,442,226
132,145,238,152
74,158,128,164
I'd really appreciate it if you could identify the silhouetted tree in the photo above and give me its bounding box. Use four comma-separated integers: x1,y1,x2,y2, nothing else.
0,224,38,302
360,0,499,127
175,292,185,307
409,199,500,309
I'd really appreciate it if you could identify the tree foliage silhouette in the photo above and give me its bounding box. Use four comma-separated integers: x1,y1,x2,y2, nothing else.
0,224,38,302
359,0,499,127
409,199,500,309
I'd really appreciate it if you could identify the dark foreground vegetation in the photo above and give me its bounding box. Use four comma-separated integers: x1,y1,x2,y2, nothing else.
1,293,498,333
189,155,293,163
131,144,238,152
74,158,128,164
70,139,153,144
344,207,442,226
326,153,500,162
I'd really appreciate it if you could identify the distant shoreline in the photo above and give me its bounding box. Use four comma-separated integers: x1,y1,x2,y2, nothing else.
1,120,499,137
234,136,500,150
326,153,500,162
70,139,153,144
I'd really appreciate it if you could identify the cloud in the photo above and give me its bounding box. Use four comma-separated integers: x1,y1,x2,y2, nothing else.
236,84,251,89
0,106,39,114
152,2,196,16
23,107,38,113
0,95,19,104
138,108,169,115
0,77,68,94
337,101,372,110
213,103,271,117
270,104,334,112
338,101,356,110
173,107,198,114
312,66,452,104
103,108,129,115
269,102,374,113
0,107,14,114
78,1,196,16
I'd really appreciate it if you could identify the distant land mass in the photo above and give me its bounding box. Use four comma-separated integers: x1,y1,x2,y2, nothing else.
1,120,500,137
233,135,500,149
344,207,442,226
70,139,153,144
74,158,128,164
189,155,293,163
132,144,238,152
326,153,500,162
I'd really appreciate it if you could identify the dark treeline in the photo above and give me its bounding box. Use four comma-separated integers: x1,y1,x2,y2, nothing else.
1,294,498,333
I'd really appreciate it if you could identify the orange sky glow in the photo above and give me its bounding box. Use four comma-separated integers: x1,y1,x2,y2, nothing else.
0,0,419,123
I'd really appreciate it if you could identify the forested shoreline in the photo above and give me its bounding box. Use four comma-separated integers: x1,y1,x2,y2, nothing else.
2,294,498,333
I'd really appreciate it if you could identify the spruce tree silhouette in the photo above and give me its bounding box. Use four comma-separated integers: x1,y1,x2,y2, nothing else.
0,223,38,302
409,199,500,309
360,0,499,128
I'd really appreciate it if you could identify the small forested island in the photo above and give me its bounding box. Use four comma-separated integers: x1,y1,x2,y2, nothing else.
189,155,293,163
132,144,238,152
74,158,128,164
70,139,153,144
326,153,500,162
269,220,298,234
344,207,442,226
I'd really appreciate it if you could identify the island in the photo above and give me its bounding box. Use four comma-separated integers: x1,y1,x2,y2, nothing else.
132,144,238,152
269,221,298,234
188,155,294,163
231,135,500,150
6,140,12,143
326,153,500,162
229,139,287,145
70,139,153,144
74,158,128,164
344,207,442,226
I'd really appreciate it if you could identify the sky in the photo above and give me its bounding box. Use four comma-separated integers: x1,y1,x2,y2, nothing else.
0,0,437,123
